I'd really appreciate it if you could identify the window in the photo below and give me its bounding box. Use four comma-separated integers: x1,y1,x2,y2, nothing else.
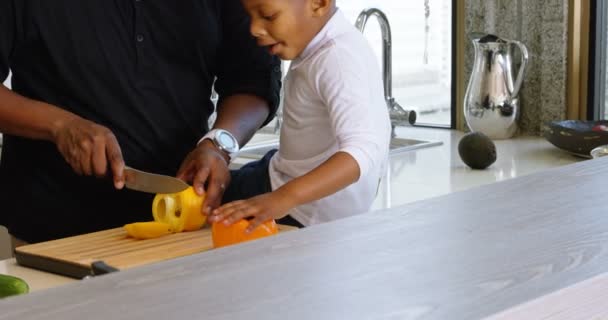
589,0,608,119
339,0,455,127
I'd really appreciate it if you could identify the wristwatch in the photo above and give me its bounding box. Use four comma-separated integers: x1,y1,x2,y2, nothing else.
199,129,240,161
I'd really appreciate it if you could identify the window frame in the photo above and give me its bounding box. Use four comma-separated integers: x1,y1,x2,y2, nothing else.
407,0,458,129
588,0,607,120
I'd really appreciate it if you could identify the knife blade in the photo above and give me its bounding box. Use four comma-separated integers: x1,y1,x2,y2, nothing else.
123,166,189,194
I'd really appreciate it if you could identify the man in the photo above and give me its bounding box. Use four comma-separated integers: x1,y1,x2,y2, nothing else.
0,0,281,243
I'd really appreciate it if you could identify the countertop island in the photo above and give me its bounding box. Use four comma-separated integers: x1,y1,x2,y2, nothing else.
0,149,606,319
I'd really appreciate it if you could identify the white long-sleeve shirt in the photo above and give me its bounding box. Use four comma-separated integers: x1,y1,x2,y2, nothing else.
269,9,391,226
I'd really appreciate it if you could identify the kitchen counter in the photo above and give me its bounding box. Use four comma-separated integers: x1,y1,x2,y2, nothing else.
0,151,606,319
0,128,583,292
371,127,581,210
0,259,73,292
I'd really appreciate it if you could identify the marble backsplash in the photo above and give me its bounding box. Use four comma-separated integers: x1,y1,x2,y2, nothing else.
465,0,568,135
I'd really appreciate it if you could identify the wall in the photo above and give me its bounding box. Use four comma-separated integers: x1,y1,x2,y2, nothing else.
465,0,569,135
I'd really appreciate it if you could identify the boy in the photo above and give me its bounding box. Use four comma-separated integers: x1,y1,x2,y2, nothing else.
208,0,391,231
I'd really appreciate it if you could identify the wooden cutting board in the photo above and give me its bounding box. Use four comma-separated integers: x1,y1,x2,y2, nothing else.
15,225,296,279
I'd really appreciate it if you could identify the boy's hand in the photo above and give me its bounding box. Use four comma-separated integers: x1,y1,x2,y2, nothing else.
208,191,294,233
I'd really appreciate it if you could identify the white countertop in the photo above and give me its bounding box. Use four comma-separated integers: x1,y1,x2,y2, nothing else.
0,258,73,292
372,127,581,210
0,127,583,293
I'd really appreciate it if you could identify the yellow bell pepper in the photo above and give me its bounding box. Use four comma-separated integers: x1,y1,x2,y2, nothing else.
152,186,205,232
124,186,205,239
124,221,173,239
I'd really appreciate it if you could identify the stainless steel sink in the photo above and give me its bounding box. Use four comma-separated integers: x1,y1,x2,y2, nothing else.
389,137,443,155
239,134,442,160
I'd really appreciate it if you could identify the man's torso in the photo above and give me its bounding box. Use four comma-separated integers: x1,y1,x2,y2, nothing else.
1,1,227,241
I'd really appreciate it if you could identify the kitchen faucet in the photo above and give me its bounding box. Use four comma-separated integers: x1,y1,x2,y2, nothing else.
355,8,417,137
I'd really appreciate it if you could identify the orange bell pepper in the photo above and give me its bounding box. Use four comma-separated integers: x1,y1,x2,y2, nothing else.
212,219,278,248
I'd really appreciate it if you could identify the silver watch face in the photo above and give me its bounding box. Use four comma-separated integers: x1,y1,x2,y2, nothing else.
215,130,239,153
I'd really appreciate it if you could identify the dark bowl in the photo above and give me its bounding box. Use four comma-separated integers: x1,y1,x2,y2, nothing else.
543,120,608,157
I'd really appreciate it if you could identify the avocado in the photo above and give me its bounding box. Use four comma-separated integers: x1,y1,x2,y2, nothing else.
0,274,29,298
458,132,497,169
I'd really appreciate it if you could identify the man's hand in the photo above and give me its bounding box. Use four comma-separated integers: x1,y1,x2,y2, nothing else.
177,140,231,215
53,116,125,189
207,190,294,233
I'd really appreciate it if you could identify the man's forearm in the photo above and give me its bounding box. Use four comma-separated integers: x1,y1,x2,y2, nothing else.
0,85,77,142
213,94,271,146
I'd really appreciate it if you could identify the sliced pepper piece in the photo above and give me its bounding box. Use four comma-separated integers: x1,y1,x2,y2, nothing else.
212,219,278,248
124,221,173,240
152,186,205,232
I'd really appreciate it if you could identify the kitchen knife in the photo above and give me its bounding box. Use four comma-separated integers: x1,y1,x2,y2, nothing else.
123,166,189,194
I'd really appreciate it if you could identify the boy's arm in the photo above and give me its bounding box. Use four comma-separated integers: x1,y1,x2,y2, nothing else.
274,151,360,208
208,152,360,231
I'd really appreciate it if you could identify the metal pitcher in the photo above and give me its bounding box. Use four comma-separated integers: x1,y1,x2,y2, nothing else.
464,33,529,139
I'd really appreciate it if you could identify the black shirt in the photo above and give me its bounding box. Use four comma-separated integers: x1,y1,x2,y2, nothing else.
0,0,281,242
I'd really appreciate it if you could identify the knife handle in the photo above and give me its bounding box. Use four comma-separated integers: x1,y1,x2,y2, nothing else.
91,260,120,276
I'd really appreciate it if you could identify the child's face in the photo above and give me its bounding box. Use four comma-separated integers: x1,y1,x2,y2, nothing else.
242,0,329,60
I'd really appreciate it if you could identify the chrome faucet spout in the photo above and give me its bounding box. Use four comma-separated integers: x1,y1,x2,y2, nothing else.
356,8,416,127
355,8,392,102
388,99,417,129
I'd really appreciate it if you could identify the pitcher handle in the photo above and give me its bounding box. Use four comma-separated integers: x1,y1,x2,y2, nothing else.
510,40,529,98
